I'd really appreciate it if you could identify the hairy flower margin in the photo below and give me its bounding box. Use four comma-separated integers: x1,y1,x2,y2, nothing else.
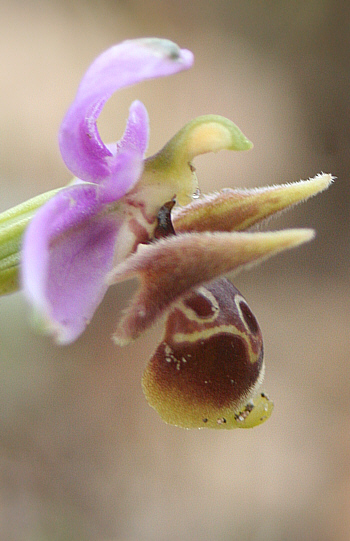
0,38,332,429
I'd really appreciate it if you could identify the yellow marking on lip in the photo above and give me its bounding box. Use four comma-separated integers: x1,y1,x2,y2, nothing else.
173,324,245,344
171,324,260,365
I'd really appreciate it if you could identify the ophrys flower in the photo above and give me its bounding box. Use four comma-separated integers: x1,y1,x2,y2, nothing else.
0,38,333,428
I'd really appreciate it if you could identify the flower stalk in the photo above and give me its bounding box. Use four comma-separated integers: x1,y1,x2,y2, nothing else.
0,188,62,294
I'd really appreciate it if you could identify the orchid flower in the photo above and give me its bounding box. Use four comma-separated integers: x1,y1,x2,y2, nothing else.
0,38,332,429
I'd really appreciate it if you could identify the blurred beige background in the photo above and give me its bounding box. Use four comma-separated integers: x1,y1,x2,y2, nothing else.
0,1,349,540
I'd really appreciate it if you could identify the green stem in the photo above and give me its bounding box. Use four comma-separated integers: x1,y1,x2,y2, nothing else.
0,187,63,295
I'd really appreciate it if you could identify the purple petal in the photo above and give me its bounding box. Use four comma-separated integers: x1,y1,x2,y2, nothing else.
21,184,122,344
116,100,149,156
99,148,144,204
59,39,194,183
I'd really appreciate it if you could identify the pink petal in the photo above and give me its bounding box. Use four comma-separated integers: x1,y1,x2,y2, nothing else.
116,100,149,156
21,184,122,344
99,148,144,204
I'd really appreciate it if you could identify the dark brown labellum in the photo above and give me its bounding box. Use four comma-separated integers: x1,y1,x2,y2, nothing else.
142,277,273,429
